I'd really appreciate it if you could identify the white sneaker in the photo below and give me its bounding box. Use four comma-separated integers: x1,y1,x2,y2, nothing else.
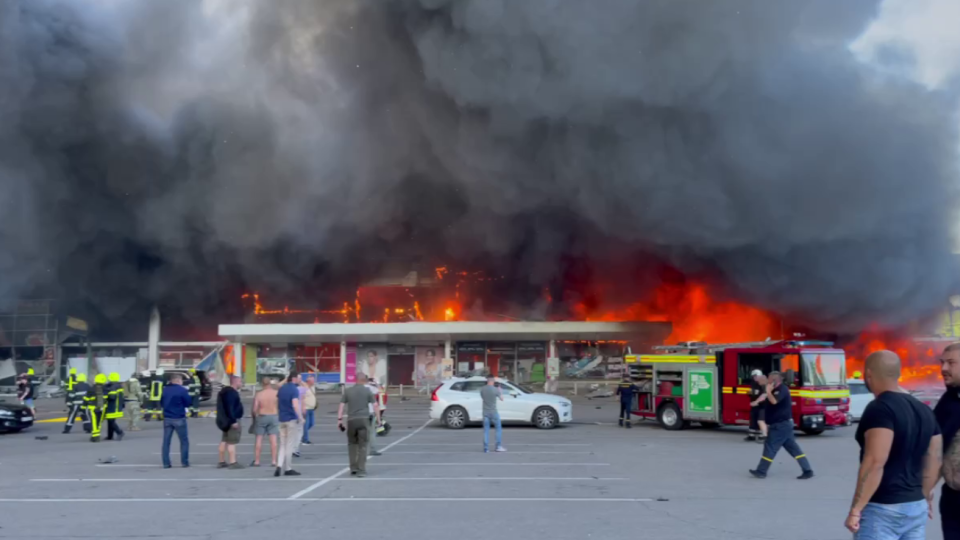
495,446,507,452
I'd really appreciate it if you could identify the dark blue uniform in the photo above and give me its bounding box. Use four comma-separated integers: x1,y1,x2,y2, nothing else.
751,383,812,478
616,382,638,427
934,388,960,539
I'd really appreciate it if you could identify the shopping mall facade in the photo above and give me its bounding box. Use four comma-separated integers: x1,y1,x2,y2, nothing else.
218,321,672,387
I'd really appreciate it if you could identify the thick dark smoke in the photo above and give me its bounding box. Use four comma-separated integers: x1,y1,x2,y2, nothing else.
0,0,958,335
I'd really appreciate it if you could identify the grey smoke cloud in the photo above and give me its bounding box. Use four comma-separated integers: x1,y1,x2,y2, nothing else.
0,0,957,332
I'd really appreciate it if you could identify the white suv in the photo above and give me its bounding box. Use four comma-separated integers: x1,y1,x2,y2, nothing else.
430,377,573,429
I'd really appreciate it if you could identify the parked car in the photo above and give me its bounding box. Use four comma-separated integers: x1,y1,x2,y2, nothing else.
165,370,213,402
0,401,34,433
848,379,942,422
847,379,873,422
430,376,573,429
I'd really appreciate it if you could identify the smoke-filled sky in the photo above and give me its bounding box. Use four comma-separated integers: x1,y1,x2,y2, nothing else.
1,0,958,337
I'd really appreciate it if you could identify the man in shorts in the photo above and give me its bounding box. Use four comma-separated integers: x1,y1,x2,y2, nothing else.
250,378,279,468
217,376,245,469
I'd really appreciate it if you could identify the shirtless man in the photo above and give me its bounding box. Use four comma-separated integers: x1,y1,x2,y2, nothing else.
250,378,280,468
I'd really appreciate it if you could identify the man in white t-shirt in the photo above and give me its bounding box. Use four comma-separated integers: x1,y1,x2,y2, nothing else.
365,380,385,457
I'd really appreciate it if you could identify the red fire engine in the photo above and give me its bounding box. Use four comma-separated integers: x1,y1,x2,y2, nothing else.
624,340,851,435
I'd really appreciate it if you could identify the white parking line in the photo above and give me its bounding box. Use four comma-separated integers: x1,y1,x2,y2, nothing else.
287,418,434,500
0,497,651,503
32,477,627,482
159,451,592,455
96,462,610,468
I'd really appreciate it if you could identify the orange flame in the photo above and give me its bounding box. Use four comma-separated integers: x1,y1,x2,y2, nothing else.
843,332,945,388
584,283,781,344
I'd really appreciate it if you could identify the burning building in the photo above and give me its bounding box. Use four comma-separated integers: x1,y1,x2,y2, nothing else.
1,0,959,388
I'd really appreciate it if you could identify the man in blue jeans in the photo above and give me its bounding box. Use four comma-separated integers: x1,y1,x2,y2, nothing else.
160,373,193,469
480,376,506,453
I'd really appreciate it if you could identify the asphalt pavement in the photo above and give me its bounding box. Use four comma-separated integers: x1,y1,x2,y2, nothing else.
0,394,946,540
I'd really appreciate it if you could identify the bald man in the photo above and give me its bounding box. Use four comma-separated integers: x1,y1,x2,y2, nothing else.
844,351,941,539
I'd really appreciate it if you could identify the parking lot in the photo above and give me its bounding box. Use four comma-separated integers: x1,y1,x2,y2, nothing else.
0,394,947,540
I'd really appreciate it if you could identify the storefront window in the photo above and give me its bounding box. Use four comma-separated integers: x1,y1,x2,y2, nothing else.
557,341,627,380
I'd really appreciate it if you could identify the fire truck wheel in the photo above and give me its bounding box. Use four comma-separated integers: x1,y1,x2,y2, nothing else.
443,406,468,429
533,407,559,429
657,402,684,431
801,427,825,436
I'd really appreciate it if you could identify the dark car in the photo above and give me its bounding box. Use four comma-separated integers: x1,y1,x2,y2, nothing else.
166,370,213,402
0,401,34,433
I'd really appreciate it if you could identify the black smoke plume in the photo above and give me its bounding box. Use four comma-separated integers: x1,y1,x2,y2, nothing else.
0,0,957,336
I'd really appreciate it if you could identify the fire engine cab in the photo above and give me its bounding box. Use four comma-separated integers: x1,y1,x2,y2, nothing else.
623,340,851,435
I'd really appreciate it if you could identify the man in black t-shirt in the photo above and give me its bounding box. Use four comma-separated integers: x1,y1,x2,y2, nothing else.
749,371,813,480
844,351,941,538
935,343,960,540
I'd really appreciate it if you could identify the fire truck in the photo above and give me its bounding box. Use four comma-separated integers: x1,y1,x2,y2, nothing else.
623,340,851,435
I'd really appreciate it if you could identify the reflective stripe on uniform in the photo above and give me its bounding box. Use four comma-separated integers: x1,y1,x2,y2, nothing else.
762,456,774,462
794,454,806,460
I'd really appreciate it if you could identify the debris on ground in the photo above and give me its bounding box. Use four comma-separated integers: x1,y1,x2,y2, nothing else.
98,456,120,464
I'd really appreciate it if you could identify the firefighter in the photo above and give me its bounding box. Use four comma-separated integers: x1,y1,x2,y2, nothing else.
188,368,201,418
123,373,143,431
63,367,78,408
84,374,108,442
146,369,165,421
62,373,90,434
137,370,151,419
749,371,814,480
615,376,639,428
104,372,125,441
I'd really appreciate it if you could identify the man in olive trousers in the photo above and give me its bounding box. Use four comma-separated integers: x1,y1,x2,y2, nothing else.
338,374,380,477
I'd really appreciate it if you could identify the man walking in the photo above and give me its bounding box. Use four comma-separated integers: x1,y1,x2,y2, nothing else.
934,343,960,540
844,351,941,538
615,375,638,428
481,376,506,453
275,372,303,477
250,378,279,468
217,376,245,469
338,373,379,477
123,373,142,431
301,376,317,446
746,371,769,442
749,371,813,479
160,373,192,469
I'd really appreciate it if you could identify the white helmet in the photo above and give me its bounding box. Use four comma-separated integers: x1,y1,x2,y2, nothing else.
141,370,150,377
751,369,763,377
156,368,165,376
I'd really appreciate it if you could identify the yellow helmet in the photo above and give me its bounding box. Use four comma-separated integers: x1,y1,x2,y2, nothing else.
69,367,77,374
27,368,35,375
189,368,196,374
853,370,863,379
94,374,107,384
76,373,87,382
108,372,120,382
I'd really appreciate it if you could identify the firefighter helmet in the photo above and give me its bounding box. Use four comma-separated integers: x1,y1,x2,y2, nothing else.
76,373,87,382
853,370,863,379
156,369,165,376
108,372,120,382
69,367,77,375
94,374,107,384
27,368,35,375
141,370,150,377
